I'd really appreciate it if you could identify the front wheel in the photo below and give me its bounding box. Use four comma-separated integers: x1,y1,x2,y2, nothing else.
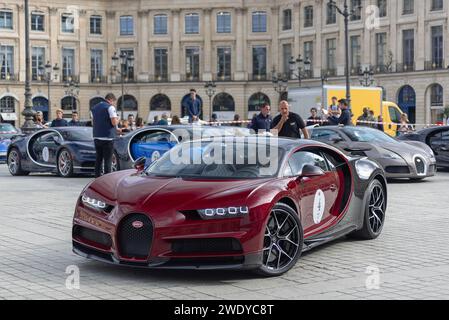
57,149,74,178
350,179,386,240
255,202,303,277
7,148,29,176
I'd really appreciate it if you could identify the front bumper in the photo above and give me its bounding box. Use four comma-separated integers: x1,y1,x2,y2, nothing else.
378,156,437,179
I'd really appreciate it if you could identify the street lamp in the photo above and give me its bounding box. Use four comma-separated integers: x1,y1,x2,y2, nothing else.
204,81,216,121
271,70,289,100
38,61,59,119
359,66,375,87
64,78,80,113
288,55,312,87
111,52,134,120
328,0,361,109
321,73,329,87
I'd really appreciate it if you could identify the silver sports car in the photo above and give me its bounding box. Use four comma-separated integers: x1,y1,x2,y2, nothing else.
311,126,436,181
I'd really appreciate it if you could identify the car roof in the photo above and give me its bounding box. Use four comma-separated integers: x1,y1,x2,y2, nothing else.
414,125,449,135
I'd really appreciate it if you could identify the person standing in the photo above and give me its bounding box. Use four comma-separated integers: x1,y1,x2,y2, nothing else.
127,114,136,131
158,113,169,125
329,96,339,113
357,107,373,127
184,89,202,123
307,107,322,126
68,111,81,126
328,99,352,126
92,93,119,178
271,101,309,139
34,111,48,128
50,109,68,127
249,103,272,133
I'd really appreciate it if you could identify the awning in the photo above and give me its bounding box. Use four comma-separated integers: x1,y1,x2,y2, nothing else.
0,113,18,121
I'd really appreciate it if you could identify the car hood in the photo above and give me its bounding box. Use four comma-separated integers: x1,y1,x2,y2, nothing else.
377,141,430,157
88,170,273,211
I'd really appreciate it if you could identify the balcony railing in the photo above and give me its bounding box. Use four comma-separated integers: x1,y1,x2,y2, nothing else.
0,73,18,81
396,63,415,72
90,75,108,83
149,74,169,82
425,60,445,71
181,74,201,82
373,64,392,74
322,69,337,77
111,75,137,83
62,74,80,82
249,74,268,81
213,73,232,82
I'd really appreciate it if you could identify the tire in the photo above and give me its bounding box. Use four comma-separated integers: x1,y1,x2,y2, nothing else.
255,202,303,277
350,179,386,240
7,148,29,176
57,149,74,178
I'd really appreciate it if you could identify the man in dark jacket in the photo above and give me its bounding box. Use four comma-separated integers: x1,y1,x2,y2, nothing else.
92,93,119,177
183,89,202,123
249,103,272,133
68,111,81,126
328,99,352,126
50,109,68,127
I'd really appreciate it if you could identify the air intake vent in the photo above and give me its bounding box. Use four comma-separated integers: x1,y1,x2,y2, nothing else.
385,166,410,174
414,157,425,175
73,225,112,249
117,213,153,259
172,238,242,254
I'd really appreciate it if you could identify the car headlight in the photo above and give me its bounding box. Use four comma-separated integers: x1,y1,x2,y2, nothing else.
355,158,379,180
197,206,249,220
81,194,113,212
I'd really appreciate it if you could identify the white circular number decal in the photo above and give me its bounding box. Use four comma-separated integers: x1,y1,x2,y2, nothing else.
313,189,326,224
42,147,50,162
151,151,161,162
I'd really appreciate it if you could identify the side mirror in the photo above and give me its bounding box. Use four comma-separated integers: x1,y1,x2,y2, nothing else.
299,164,325,178
134,156,146,172
330,136,343,143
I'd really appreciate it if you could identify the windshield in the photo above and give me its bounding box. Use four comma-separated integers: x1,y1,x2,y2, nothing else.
342,127,397,143
0,123,17,133
61,128,93,142
146,139,283,179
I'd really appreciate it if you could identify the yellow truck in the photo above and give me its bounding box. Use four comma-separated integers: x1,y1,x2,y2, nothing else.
288,85,404,137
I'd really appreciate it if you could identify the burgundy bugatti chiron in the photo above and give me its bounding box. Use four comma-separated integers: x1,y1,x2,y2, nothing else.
72,137,387,276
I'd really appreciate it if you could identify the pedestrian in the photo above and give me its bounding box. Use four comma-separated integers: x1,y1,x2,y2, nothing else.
151,115,159,125
271,100,309,139
34,111,47,128
158,113,169,125
171,115,181,125
231,114,242,127
135,117,144,129
328,99,352,126
377,115,384,132
357,107,373,127
183,89,202,123
249,102,272,133
50,109,68,127
329,96,339,114
92,93,119,178
127,114,136,131
397,113,413,136
68,111,81,126
119,120,131,134
307,107,322,126
210,113,220,126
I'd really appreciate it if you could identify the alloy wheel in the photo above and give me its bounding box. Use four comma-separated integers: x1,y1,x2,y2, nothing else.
58,150,72,177
368,185,385,234
8,150,19,175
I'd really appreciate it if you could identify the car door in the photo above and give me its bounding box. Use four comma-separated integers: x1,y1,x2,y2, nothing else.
285,150,339,236
131,130,177,163
428,130,449,165
30,131,60,166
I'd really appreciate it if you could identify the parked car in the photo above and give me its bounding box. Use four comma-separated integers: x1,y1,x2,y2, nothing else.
73,137,387,276
7,127,96,177
397,126,449,169
311,126,436,181
0,123,21,163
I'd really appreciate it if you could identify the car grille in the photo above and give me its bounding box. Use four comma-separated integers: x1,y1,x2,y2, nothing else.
385,166,410,174
72,225,112,249
414,157,426,175
172,238,242,254
117,213,153,259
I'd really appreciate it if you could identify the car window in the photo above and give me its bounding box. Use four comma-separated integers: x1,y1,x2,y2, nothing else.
0,123,17,132
287,151,328,176
441,130,449,143
429,132,442,145
389,107,402,123
342,127,397,143
38,132,60,144
140,131,173,143
311,129,342,142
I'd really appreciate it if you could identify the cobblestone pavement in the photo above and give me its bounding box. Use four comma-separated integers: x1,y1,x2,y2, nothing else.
0,164,448,300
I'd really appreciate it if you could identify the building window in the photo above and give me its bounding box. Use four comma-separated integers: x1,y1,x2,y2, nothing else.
61,13,75,33
90,15,102,35
326,39,336,72
326,4,336,24
0,96,15,113
120,49,134,80
252,11,267,33
62,48,75,81
282,44,292,76
213,93,235,113
154,14,168,34
304,41,314,70
32,47,45,80
185,47,200,80
350,35,361,71
252,46,267,79
185,13,199,34
431,0,443,11
217,47,231,80
304,6,313,28
431,26,444,69
375,33,387,69
403,29,414,69
120,15,134,35
282,9,292,31
154,48,168,80
351,0,362,21
0,45,14,79
430,84,443,107
403,0,414,15
90,49,103,82
0,10,13,29
216,12,231,33
31,13,44,31
378,0,387,17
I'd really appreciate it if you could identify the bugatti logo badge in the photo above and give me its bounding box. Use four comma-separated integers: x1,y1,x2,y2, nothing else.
132,221,144,229
151,151,161,162
313,189,326,224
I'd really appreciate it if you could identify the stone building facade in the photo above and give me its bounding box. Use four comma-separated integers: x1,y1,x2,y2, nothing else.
0,0,448,126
